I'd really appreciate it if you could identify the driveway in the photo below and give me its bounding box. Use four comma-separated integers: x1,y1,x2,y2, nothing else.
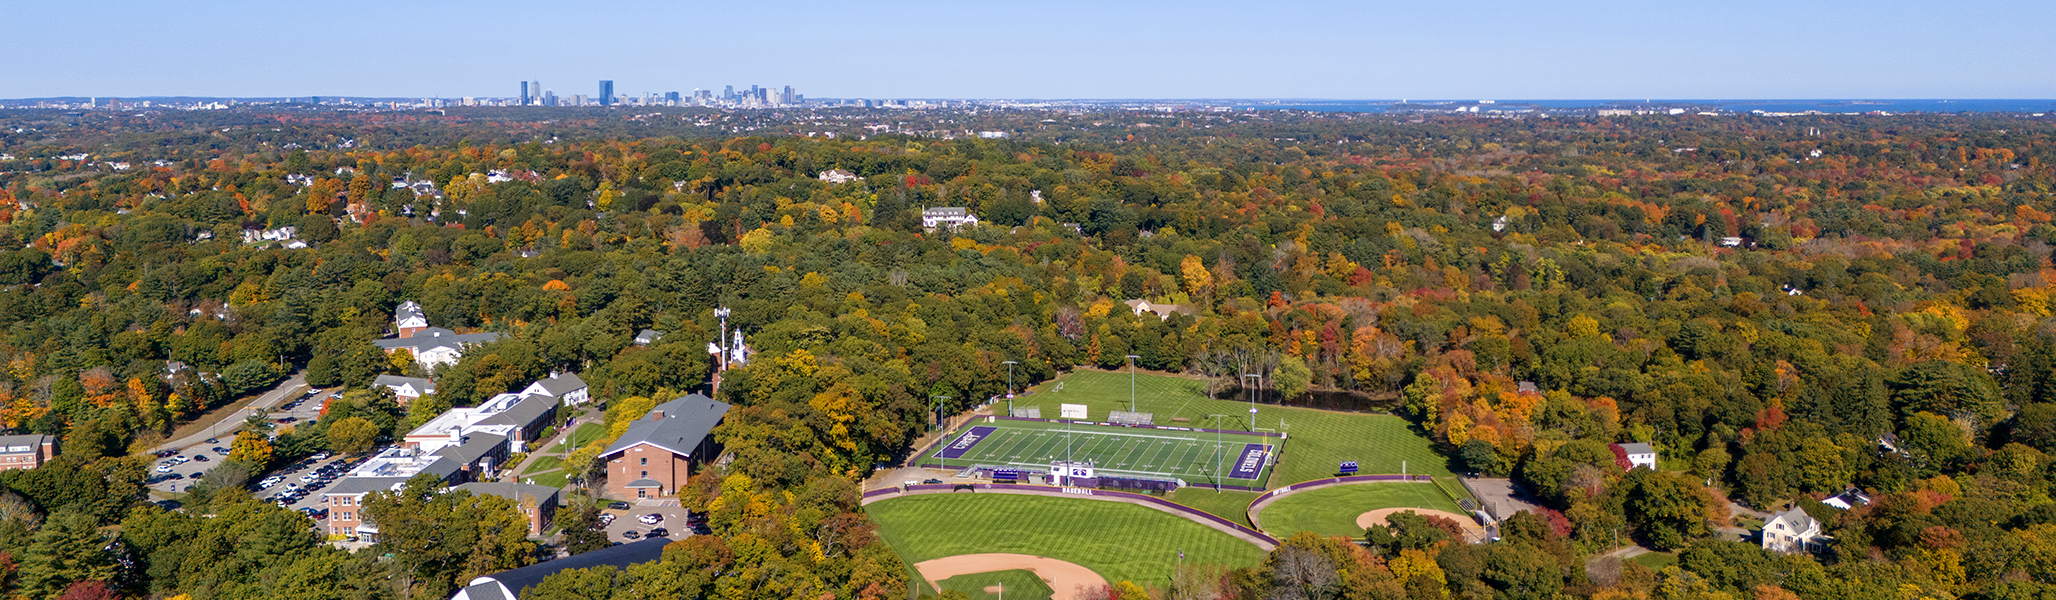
154,372,309,453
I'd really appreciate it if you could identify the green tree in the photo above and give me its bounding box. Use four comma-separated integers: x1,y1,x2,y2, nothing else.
553,502,611,556
1890,361,2002,425
17,511,116,599
1275,356,1313,401
1619,469,1714,551
228,430,274,467
326,416,379,455
364,475,536,598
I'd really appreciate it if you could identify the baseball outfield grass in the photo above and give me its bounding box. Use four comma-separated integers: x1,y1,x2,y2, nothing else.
867,494,1267,588
1254,483,1465,538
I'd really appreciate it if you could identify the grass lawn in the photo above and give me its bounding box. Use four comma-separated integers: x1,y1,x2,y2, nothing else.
1017,370,1470,524
522,469,569,488
937,569,1054,600
868,494,1267,587
1256,484,1464,538
525,456,564,474
547,423,608,454
1627,552,1678,570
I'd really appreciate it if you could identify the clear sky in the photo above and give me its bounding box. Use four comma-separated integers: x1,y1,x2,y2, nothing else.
4,0,2051,100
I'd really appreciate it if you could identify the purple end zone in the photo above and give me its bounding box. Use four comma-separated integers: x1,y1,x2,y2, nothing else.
936,426,996,459
1230,443,1270,479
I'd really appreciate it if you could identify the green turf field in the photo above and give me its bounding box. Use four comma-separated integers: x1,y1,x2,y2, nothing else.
1255,484,1464,538
868,494,1267,587
1017,370,1472,524
937,569,1054,600
923,418,1276,488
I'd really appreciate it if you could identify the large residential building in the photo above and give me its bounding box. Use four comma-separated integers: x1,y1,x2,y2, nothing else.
600,394,730,500
1761,506,1825,554
322,447,467,539
518,372,589,407
404,391,554,455
1123,299,1195,321
450,538,671,600
454,482,561,536
373,375,437,405
0,435,56,471
921,207,979,230
373,327,503,369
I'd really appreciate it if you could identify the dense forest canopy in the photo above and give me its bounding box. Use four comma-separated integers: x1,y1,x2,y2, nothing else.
0,105,2052,600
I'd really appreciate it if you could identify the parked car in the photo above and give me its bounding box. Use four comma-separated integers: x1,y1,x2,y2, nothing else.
205,438,218,444
647,528,669,538
639,513,663,525
607,501,629,510
212,446,230,454
685,511,708,525
621,530,642,540
156,463,173,473
922,478,943,484
312,452,330,461
690,523,711,535
598,514,616,526
190,455,208,462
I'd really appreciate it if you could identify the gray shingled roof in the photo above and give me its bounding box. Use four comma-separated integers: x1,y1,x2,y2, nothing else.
396,300,425,323
372,327,503,353
531,373,586,397
600,394,729,458
432,433,508,466
633,330,663,345
478,396,556,430
0,434,53,451
454,482,560,506
372,375,436,392
463,538,671,600
1616,442,1655,455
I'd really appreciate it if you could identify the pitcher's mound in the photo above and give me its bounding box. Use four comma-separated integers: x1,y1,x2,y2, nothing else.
1356,508,1488,541
915,554,1107,600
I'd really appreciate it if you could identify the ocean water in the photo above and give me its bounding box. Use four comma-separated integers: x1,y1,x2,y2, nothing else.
1232,99,2056,114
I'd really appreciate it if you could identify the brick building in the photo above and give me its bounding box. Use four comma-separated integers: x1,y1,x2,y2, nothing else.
599,394,729,499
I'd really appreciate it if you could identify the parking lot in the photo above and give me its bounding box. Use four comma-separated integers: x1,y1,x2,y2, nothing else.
252,452,359,515
146,387,347,505
600,502,698,543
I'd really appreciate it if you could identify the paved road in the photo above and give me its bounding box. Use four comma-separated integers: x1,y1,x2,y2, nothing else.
154,372,309,453
603,503,693,544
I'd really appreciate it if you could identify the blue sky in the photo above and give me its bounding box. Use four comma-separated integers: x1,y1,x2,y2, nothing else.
4,0,2051,99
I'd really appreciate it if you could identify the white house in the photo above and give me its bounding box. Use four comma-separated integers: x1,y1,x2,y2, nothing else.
395,301,430,338
373,375,437,404
372,328,503,369
818,169,861,184
1611,442,1658,471
921,207,979,230
520,372,590,406
1123,299,1194,321
1761,506,1825,554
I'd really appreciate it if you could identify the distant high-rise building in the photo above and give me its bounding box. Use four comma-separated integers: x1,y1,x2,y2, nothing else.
665,91,681,103
599,80,614,106
783,86,795,105
723,85,734,101
520,82,531,105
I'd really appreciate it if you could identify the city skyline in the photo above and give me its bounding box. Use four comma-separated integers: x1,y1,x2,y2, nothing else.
4,0,2053,100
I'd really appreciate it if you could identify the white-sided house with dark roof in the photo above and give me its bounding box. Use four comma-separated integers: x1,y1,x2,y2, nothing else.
1761,506,1826,554
450,538,671,600
1123,299,1195,321
633,329,663,346
395,301,430,338
601,394,730,500
1610,442,1658,471
519,372,589,406
373,375,437,405
920,207,978,230
373,327,504,369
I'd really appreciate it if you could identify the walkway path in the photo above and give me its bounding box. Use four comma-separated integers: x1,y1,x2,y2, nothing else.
863,483,1279,551
506,406,602,483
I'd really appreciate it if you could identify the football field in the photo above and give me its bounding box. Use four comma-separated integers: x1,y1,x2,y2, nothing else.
922,418,1278,489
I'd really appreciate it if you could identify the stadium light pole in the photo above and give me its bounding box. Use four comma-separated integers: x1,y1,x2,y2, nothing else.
1002,360,1018,416
1207,414,1230,493
1242,373,1262,431
1125,355,1141,414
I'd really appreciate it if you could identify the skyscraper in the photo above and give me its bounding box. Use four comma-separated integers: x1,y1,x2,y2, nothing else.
519,82,531,105
598,80,614,106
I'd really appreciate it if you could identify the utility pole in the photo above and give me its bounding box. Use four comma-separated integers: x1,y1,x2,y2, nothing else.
1003,360,1018,416
1126,355,1141,413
